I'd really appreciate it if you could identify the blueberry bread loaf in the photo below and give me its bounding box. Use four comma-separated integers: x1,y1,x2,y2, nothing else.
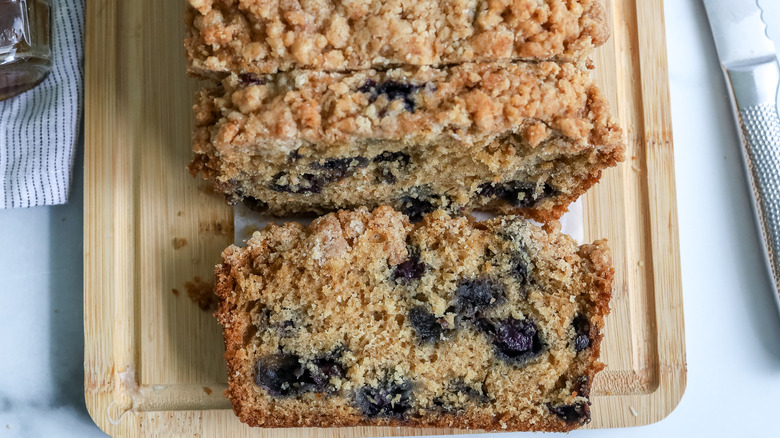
214,206,613,431
190,62,624,222
185,0,609,78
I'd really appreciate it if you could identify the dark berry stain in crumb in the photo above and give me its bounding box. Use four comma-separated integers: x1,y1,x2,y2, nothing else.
374,151,411,165
308,358,346,390
275,320,297,338
355,380,413,419
455,279,503,317
547,402,589,424
451,380,489,404
255,354,302,397
270,157,369,194
478,181,556,208
238,73,265,86
309,157,369,173
255,353,345,396
374,151,412,184
572,314,591,352
575,376,590,398
269,172,323,194
377,168,397,184
358,79,425,112
289,149,303,161
432,381,488,412
310,156,370,180
510,256,528,284
394,252,426,280
399,195,436,221
502,241,529,285
409,306,444,343
478,317,545,364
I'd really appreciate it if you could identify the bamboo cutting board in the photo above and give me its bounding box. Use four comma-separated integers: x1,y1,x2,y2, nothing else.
84,0,686,436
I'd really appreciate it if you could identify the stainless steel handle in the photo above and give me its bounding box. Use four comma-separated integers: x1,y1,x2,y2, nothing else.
726,58,780,310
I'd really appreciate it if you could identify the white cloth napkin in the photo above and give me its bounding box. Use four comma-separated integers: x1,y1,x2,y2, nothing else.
0,0,85,209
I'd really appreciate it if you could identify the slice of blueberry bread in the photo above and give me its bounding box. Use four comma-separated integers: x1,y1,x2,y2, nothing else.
214,206,613,431
185,0,609,78
190,62,624,222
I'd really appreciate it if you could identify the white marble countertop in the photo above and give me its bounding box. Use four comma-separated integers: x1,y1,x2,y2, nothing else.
3,1,780,437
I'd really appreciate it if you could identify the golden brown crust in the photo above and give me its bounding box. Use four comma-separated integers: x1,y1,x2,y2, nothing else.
185,0,610,76
214,207,613,431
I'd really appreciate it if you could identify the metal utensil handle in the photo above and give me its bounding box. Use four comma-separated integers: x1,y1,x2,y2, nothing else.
728,59,780,305
739,104,780,291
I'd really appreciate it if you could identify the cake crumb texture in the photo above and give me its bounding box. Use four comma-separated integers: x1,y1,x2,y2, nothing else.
214,206,613,431
190,62,624,221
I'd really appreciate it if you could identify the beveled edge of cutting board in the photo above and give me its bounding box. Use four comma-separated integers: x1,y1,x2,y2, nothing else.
83,0,686,436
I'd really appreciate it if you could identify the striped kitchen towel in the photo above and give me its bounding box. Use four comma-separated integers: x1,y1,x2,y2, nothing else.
0,0,85,208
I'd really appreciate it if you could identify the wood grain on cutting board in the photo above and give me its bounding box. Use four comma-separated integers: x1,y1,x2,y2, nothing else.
84,0,685,436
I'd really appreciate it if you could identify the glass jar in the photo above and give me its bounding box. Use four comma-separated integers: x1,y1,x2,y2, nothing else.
0,0,51,101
